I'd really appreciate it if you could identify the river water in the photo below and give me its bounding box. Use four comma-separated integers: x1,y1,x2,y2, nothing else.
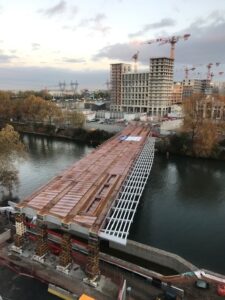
1,134,225,299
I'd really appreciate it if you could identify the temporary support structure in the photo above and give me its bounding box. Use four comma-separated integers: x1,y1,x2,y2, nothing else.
59,233,72,267
35,222,48,257
14,214,26,248
85,231,100,280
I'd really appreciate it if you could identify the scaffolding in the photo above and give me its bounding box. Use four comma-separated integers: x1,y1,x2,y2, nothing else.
99,137,155,245
14,214,26,248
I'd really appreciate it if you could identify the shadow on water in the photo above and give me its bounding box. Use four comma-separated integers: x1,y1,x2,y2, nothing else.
129,154,225,274
174,156,224,205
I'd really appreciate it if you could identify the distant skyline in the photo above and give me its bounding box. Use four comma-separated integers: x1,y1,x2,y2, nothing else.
0,0,224,90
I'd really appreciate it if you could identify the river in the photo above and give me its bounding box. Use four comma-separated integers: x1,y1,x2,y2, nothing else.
0,134,225,299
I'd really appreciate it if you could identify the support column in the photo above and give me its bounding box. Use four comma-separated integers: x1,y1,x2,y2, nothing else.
57,233,72,274
33,222,48,263
85,231,100,286
12,214,26,253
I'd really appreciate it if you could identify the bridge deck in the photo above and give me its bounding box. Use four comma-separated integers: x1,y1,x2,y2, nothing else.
17,124,152,236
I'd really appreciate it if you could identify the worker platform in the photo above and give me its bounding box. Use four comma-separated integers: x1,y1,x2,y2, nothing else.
16,124,155,245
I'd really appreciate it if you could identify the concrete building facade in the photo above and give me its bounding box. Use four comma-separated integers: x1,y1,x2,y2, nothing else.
110,63,131,112
110,57,174,116
182,79,212,99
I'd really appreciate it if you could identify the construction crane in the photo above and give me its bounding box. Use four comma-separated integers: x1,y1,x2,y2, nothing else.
206,63,213,80
132,51,139,73
210,71,224,81
146,34,191,59
206,62,220,81
184,66,196,80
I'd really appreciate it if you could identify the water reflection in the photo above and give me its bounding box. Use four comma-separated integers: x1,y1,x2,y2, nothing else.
2,135,225,274
16,134,93,199
129,154,225,273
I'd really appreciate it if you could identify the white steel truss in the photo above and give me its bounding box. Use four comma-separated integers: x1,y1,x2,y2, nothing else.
99,137,155,245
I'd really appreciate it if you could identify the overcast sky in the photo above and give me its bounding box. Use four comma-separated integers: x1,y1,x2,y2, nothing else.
0,0,224,90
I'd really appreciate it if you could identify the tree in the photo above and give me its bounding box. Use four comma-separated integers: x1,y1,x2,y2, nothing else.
194,120,219,157
19,95,62,123
0,125,26,197
64,111,85,127
182,94,223,157
0,91,12,121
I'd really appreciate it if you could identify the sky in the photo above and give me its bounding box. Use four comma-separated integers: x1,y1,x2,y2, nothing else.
0,0,224,90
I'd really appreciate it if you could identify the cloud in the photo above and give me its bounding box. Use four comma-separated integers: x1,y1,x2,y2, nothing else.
174,10,225,65
0,54,17,63
39,1,78,20
71,5,78,15
32,43,41,51
10,49,17,54
129,18,176,38
95,11,225,69
39,1,67,17
95,43,137,61
78,13,110,35
61,57,86,63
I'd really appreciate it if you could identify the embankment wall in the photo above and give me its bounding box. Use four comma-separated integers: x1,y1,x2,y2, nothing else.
110,239,198,274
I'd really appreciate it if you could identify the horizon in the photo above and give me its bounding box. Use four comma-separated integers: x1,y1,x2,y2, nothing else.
0,0,224,90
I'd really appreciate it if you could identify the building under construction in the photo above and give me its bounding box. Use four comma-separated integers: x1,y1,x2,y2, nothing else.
12,124,155,282
110,58,174,116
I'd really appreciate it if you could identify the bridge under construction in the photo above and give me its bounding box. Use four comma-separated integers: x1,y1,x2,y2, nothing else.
12,124,155,282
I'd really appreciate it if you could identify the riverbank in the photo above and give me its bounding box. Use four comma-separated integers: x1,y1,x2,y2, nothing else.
156,133,225,160
0,121,114,146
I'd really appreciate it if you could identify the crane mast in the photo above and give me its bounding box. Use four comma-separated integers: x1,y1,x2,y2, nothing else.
132,51,139,73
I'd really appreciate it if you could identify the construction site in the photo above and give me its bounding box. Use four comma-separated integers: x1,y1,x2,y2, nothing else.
2,124,159,298
0,32,225,299
0,124,225,299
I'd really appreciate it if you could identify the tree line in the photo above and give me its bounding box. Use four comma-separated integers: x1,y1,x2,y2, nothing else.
0,91,85,127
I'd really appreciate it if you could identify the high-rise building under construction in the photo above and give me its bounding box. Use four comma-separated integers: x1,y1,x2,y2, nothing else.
110,57,174,116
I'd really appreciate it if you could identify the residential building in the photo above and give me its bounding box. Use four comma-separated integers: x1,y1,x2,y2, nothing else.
110,57,174,116
182,79,212,99
110,63,131,112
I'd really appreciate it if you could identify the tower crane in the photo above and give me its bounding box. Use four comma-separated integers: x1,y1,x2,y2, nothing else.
146,34,191,60
132,51,139,73
206,62,220,81
184,66,196,80
206,63,213,80
210,71,224,81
